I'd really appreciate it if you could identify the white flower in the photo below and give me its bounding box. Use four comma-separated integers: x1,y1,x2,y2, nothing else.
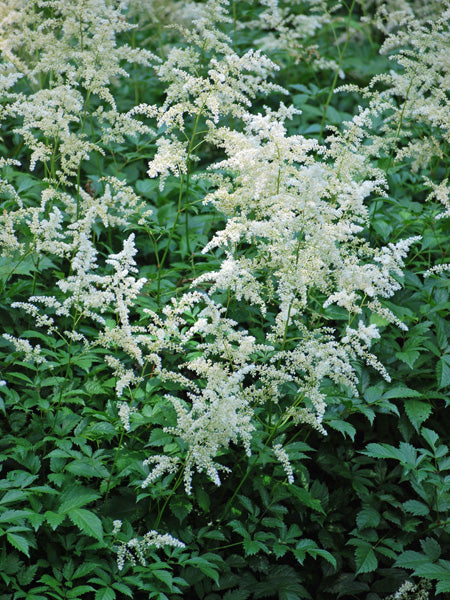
273,443,294,484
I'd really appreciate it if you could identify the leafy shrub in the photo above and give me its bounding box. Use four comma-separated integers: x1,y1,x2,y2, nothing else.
0,1,448,599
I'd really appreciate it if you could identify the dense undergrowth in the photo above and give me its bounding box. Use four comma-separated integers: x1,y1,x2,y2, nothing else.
0,1,449,599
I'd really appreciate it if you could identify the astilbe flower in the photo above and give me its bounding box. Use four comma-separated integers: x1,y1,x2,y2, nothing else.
364,0,444,34
243,0,342,73
0,0,422,529
337,2,450,172
12,233,148,369
189,103,419,437
0,0,157,183
115,528,185,571
334,0,449,280
143,0,285,188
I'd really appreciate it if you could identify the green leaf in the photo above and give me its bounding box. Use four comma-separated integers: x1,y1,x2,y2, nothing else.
413,563,450,580
111,582,133,598
363,443,403,461
6,532,30,556
436,580,450,594
326,419,356,441
243,539,263,556
294,538,318,564
314,548,337,569
0,509,31,523
395,551,426,569
363,442,418,467
420,537,441,561
151,569,174,588
404,399,432,432
169,498,192,524
228,520,250,538
67,586,95,598
421,427,440,449
396,350,420,369
65,459,109,479
290,486,325,514
273,541,289,558
58,486,101,514
355,544,377,574
184,557,220,585
45,511,65,530
196,487,210,512
403,500,429,516
0,490,27,504
67,508,103,541
383,386,422,399
356,508,380,529
437,355,450,388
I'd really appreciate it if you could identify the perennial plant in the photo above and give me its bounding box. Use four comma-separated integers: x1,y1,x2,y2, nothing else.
0,0,448,598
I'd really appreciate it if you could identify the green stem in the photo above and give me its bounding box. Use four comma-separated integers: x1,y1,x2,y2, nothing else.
217,405,299,525
153,464,185,529
318,0,356,143
156,106,205,305
104,429,124,503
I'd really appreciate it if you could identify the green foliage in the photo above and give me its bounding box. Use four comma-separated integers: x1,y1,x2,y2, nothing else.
0,0,449,599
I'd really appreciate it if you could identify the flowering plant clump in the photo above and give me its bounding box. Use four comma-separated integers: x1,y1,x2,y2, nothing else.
0,0,448,598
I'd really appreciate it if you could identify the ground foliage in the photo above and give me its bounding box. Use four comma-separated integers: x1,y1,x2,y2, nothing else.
0,1,449,599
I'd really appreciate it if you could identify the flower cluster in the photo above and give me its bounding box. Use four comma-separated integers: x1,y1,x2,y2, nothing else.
116,529,185,571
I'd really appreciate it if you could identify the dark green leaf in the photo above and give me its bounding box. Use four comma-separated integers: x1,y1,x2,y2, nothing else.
355,544,377,574
404,399,432,431
6,533,30,557
67,508,103,541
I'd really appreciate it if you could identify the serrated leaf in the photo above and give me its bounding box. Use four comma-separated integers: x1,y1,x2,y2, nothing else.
421,428,439,449
355,544,377,574
67,586,95,598
67,508,103,541
184,557,219,585
45,511,65,530
395,550,426,569
0,509,31,523
326,419,356,441
28,512,45,530
396,350,420,369
363,443,403,461
0,489,27,504
375,546,397,560
223,589,251,600
65,460,109,479
6,532,30,556
314,548,337,569
356,508,380,529
290,486,325,514
437,355,450,388
436,580,450,594
58,486,101,514
403,500,429,516
228,520,250,538
363,442,418,467
383,386,422,399
413,563,450,580
296,538,318,552
169,498,192,524
95,588,116,600
404,399,432,432
243,539,262,556
196,487,210,512
151,569,173,588
420,537,441,561
17,564,38,586
273,541,288,558
111,582,133,598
